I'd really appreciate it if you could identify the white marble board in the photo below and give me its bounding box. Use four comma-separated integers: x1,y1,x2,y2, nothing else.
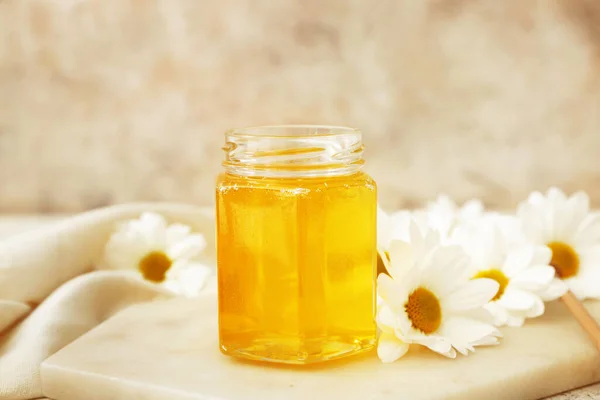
40,294,600,400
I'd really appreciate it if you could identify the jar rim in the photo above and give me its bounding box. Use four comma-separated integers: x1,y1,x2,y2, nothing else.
223,124,364,178
226,124,361,139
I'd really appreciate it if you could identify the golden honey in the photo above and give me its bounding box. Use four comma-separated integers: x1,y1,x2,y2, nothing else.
216,125,376,364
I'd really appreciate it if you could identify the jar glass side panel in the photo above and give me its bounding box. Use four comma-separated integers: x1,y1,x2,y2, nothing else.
216,172,377,364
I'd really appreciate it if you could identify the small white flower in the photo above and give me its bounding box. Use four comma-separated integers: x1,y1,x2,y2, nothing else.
376,222,501,363
517,188,600,300
101,212,212,297
426,194,484,238
451,221,565,327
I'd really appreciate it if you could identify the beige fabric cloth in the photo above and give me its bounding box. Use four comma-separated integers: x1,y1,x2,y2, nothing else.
0,203,216,400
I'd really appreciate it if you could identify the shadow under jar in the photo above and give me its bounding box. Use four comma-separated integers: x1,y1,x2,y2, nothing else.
216,125,377,364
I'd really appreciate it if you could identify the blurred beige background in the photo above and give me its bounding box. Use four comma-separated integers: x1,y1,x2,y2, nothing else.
1,0,599,213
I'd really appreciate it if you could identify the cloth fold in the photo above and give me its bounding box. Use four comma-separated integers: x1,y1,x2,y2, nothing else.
0,203,215,400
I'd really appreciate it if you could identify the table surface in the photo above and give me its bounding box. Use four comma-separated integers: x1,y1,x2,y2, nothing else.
1,214,599,400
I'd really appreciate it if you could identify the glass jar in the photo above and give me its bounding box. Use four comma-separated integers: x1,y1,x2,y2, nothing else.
216,125,377,364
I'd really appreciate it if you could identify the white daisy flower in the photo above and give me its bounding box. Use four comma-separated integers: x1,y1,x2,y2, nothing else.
426,194,484,238
517,187,600,300
451,222,565,327
101,212,212,297
376,222,501,363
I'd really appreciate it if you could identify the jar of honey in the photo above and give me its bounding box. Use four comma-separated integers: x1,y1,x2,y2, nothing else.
216,125,377,364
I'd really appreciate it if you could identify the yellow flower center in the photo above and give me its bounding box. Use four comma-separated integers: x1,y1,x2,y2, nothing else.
473,269,509,301
138,251,172,283
547,241,579,279
404,287,442,334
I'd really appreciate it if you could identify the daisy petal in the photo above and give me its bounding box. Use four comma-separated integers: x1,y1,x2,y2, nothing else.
489,226,508,266
561,192,590,237
165,264,212,297
526,295,545,318
377,332,410,363
453,344,470,356
427,195,456,236
167,234,207,260
506,316,526,327
387,240,414,279
511,266,555,291
389,211,414,242
565,278,585,300
139,212,168,246
497,288,536,311
376,301,399,333
573,256,600,299
444,278,499,311
441,348,457,359
456,307,496,325
409,220,433,260
470,336,500,347
531,245,552,266
547,187,567,206
503,246,535,277
377,206,393,247
422,230,442,257
423,245,470,296
517,203,545,244
411,211,432,236
553,200,575,240
527,191,545,205
579,245,600,267
459,199,484,220
483,302,510,327
102,240,148,270
440,316,499,347
494,214,525,244
566,275,600,300
162,280,180,294
166,224,192,247
377,274,409,311
537,278,569,302
395,309,414,337
574,215,600,247
419,336,453,356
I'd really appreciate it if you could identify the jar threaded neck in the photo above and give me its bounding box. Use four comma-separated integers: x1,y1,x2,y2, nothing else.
223,125,364,178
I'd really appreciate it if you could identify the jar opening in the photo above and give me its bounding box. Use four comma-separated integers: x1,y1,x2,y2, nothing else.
227,125,360,138
223,125,364,178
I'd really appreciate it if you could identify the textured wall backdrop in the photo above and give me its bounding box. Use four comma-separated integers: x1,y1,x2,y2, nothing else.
1,0,599,212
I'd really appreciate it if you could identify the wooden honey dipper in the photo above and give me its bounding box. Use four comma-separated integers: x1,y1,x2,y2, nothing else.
562,291,600,351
